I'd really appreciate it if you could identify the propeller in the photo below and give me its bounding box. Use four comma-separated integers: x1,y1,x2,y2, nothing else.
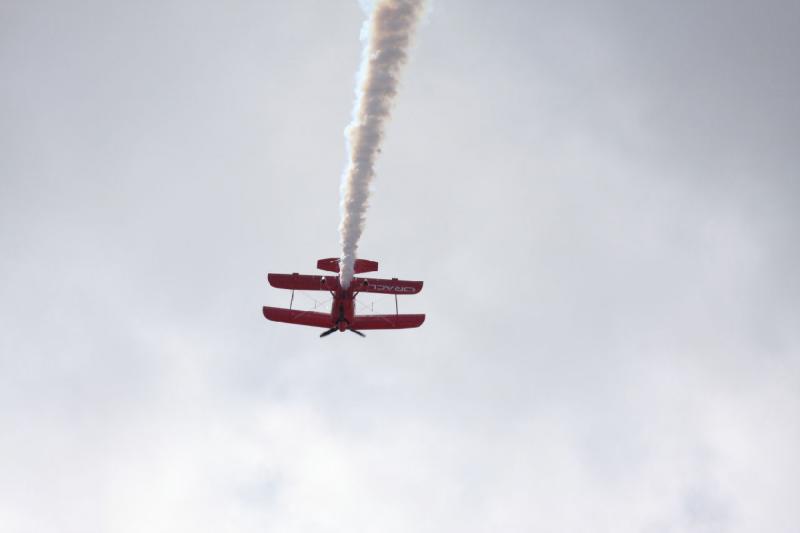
319,327,338,338
320,325,366,339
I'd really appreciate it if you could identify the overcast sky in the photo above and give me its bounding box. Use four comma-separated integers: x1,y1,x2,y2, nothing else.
1,1,799,532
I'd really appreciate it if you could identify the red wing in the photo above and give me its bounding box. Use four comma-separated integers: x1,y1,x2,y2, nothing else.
268,273,340,291
262,306,333,328
353,278,423,295
350,314,425,330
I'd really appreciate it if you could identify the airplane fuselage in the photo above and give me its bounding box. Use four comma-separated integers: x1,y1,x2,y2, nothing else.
331,288,356,331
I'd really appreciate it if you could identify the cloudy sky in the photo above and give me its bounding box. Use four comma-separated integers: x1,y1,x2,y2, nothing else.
2,1,799,532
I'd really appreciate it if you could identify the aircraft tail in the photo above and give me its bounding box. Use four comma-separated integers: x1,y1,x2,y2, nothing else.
317,257,378,274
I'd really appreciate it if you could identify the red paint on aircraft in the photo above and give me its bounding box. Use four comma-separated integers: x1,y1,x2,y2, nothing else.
263,258,425,337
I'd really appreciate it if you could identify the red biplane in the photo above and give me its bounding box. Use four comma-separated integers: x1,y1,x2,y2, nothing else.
263,258,425,337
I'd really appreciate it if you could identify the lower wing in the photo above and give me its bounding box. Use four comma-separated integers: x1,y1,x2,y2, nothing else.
262,306,333,328
350,314,426,330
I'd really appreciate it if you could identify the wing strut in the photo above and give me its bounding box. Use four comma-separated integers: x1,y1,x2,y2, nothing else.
289,289,295,310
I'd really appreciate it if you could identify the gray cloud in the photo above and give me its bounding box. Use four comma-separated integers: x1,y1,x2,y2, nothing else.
1,1,798,532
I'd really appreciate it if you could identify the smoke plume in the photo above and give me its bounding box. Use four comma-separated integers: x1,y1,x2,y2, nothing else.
338,0,425,288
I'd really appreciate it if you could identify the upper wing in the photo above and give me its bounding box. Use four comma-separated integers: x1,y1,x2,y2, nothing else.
352,278,423,295
262,306,333,328
350,314,425,330
268,273,340,291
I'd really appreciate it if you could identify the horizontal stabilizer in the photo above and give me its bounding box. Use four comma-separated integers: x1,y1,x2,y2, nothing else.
352,278,423,295
263,306,333,328
350,314,426,330
317,257,379,274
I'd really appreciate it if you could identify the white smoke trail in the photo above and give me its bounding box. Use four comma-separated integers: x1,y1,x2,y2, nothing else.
338,0,425,288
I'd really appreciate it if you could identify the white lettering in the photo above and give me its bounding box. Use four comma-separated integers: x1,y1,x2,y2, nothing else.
372,284,416,293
